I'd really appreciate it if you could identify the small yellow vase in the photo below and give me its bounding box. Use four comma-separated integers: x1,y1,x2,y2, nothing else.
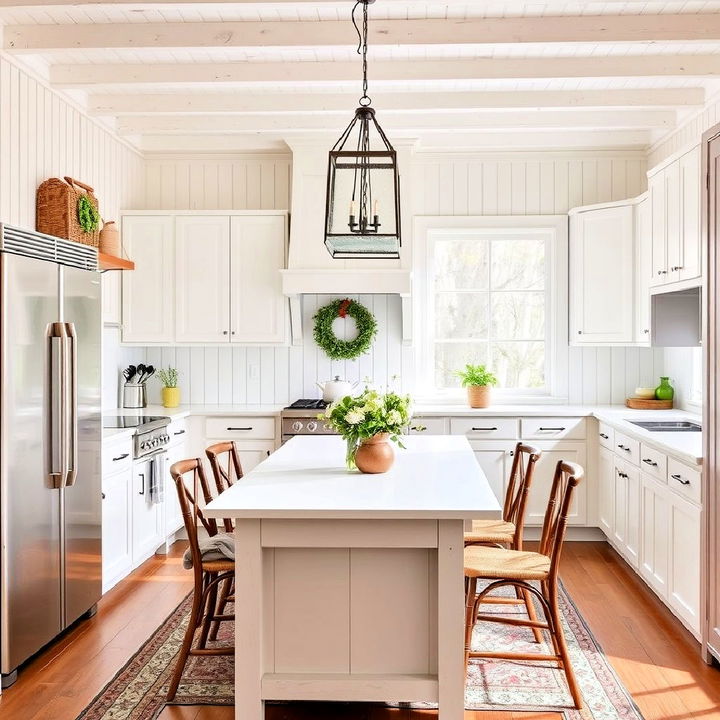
161,387,180,408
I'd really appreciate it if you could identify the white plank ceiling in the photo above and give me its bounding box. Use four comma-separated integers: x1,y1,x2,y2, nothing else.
2,0,720,152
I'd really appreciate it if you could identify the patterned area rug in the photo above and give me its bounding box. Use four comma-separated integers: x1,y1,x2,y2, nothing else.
78,582,644,720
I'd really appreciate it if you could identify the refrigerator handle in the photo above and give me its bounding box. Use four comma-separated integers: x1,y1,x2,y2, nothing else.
47,324,68,489
64,324,78,488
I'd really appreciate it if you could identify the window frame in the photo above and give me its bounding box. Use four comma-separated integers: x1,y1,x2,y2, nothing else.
413,215,568,403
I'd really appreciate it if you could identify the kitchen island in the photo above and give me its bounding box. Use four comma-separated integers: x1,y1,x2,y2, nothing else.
204,434,501,720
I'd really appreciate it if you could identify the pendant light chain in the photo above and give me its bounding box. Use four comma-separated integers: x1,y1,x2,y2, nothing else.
352,0,371,107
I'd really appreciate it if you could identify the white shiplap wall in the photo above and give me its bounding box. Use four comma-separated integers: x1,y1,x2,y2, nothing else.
130,150,664,407
0,53,146,410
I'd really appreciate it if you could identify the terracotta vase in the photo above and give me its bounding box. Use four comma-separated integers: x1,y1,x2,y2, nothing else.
467,385,491,408
99,220,120,256
355,433,394,474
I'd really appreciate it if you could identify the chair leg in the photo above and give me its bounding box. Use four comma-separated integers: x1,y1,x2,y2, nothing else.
167,580,204,701
547,584,583,709
520,586,544,643
464,576,478,672
197,573,219,650
209,576,232,642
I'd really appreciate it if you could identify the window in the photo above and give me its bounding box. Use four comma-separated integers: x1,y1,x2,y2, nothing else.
415,217,565,400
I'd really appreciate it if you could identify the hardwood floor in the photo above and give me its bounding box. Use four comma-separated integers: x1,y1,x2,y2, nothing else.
0,541,718,720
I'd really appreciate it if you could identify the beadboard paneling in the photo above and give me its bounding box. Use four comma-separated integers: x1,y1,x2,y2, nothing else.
141,155,291,211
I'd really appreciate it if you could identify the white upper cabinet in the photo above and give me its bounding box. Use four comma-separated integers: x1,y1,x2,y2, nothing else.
230,215,287,344
175,216,231,343
634,195,652,343
570,203,634,344
648,145,702,288
121,211,288,345
121,216,175,344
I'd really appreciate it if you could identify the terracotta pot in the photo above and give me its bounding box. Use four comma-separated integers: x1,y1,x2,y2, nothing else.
99,220,121,256
355,433,394,474
467,385,491,408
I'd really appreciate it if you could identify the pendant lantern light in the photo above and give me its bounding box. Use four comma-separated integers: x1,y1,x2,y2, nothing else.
324,0,401,259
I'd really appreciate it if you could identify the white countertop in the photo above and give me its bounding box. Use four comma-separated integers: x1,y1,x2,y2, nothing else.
593,407,702,465
102,427,135,441
204,435,502,520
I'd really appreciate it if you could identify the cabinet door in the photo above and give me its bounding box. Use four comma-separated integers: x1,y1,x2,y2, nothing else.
102,271,121,325
165,442,187,536
524,442,587,526
679,146,702,282
175,216,231,343
471,447,513,506
230,215,287,344
101,469,132,593
570,206,634,343
640,473,669,597
665,161,682,285
597,446,615,538
613,460,640,568
668,494,701,635
131,462,163,565
237,443,274,473
649,171,667,287
612,460,628,550
634,196,652,343
122,216,175,343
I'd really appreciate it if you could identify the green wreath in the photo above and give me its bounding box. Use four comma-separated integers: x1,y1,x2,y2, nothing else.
313,298,377,361
77,195,100,234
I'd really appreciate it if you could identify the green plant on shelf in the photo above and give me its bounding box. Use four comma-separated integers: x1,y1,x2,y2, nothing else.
454,363,498,388
157,367,179,388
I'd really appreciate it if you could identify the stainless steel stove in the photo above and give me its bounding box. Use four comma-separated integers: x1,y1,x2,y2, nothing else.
281,399,336,443
102,414,171,459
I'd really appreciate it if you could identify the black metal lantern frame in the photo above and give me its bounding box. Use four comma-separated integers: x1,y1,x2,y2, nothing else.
324,0,401,259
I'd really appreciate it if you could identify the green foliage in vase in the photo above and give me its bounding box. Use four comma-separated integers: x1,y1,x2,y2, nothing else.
454,363,498,388
156,366,179,388
320,389,412,469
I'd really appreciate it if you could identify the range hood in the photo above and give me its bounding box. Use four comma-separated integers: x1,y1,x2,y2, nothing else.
282,138,414,345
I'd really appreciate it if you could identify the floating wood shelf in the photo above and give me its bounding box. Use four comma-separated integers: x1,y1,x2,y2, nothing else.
98,252,134,271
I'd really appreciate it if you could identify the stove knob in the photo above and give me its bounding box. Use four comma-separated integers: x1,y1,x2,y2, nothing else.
140,441,147,451
162,434,169,443
307,421,318,432
151,438,159,448
323,423,333,432
291,421,303,432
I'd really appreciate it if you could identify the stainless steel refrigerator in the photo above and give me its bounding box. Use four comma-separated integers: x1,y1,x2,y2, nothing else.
0,224,102,686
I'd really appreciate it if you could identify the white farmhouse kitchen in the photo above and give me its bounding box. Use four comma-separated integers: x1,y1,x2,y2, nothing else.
0,3,719,720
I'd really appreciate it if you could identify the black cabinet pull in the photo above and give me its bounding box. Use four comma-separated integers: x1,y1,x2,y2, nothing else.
101,492,106,500
671,473,690,485
227,426,253,431
112,453,129,461
173,429,186,436
599,433,609,439
642,458,658,467
139,473,145,495
471,426,497,431
539,427,566,431
617,444,630,452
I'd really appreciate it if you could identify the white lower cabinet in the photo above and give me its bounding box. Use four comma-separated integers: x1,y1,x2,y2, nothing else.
639,472,670,597
203,415,277,475
131,460,164,566
470,443,516,506
667,493,701,632
597,446,615,536
165,440,187,537
101,464,132,594
612,459,640,568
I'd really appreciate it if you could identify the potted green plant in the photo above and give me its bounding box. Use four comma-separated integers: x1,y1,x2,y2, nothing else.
157,367,180,408
455,364,498,409
321,389,412,473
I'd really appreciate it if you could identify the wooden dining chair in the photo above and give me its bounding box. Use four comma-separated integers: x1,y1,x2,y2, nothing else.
167,458,234,701
463,460,585,710
205,441,244,534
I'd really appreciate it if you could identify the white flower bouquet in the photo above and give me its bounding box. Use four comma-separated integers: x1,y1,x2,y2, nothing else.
320,388,412,469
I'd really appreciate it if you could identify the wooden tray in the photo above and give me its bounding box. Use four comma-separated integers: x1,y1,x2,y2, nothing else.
625,398,673,410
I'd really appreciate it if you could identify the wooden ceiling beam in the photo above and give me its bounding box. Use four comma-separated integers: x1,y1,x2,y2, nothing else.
7,14,720,52
0,0,699,5
88,88,704,115
50,55,720,88
116,109,676,135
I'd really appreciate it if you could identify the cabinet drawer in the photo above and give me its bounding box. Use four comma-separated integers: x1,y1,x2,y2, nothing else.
639,443,667,482
449,418,519,439
206,416,275,440
667,458,701,505
102,436,133,475
614,431,640,466
598,422,614,450
167,418,188,446
521,417,586,440
409,417,448,435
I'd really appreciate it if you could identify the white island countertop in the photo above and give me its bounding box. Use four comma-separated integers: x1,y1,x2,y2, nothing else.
204,434,501,520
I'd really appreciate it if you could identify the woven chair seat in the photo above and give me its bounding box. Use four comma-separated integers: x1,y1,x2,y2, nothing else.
464,519,516,544
464,546,551,581
201,559,235,573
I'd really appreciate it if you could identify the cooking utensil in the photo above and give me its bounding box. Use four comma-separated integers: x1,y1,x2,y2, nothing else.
123,364,137,383
315,376,359,403
142,365,155,383
136,363,146,381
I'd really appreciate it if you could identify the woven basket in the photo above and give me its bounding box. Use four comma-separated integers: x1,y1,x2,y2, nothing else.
36,176,100,247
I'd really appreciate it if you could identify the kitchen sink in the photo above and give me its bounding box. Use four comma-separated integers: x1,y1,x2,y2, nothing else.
628,420,701,432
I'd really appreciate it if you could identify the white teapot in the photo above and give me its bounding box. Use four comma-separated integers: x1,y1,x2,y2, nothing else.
316,376,359,403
